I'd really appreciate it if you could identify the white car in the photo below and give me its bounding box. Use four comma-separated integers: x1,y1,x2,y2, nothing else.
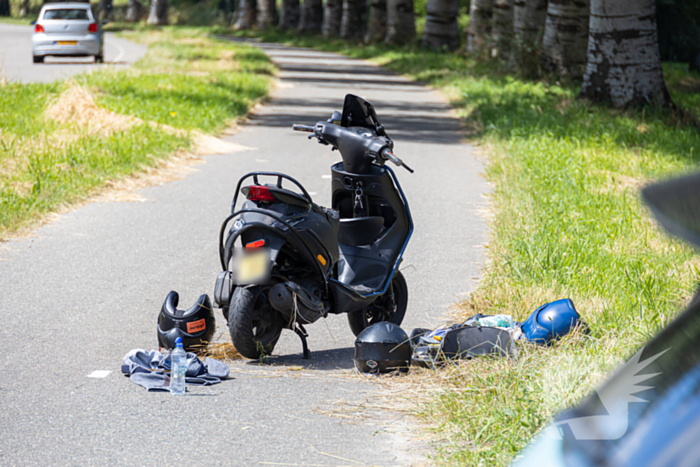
31,2,105,64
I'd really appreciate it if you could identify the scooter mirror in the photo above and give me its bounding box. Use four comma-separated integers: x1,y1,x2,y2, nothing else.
327,111,342,125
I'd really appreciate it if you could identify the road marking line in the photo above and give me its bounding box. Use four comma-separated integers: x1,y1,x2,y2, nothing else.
112,40,125,63
87,370,112,378
321,175,331,179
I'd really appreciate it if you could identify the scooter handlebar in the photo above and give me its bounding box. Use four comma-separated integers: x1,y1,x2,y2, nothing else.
292,122,414,174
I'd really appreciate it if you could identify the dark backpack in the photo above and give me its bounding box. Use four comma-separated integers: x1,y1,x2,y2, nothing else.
411,316,518,368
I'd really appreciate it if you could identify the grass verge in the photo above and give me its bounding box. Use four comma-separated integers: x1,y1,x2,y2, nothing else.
223,28,700,465
0,27,273,239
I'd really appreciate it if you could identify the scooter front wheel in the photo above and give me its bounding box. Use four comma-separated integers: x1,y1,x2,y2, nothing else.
229,285,284,359
347,271,408,337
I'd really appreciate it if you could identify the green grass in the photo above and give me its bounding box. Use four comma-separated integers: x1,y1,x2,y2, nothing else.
417,64,700,465
224,28,700,465
0,28,273,238
0,15,35,25
86,28,274,132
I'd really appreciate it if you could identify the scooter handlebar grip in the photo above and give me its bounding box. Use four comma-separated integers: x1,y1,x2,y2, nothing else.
293,124,315,132
382,149,414,173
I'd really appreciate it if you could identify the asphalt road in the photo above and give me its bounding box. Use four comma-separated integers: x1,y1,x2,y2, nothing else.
0,41,489,465
0,23,147,83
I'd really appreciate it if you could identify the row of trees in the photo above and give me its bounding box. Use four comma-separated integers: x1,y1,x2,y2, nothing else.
231,0,417,44
1,0,685,109
0,0,168,26
215,0,674,108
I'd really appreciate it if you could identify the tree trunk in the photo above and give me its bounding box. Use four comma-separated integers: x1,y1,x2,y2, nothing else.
126,0,144,21
0,0,10,16
580,0,671,108
322,0,343,36
491,0,513,59
298,0,323,33
385,0,415,45
365,0,387,42
19,0,29,17
279,0,299,29
512,0,548,76
340,0,366,40
257,0,276,28
466,0,493,56
147,0,168,24
422,0,459,51
541,0,589,78
97,0,114,21
232,0,256,29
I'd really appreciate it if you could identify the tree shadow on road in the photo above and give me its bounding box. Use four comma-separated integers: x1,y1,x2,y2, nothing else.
245,346,356,370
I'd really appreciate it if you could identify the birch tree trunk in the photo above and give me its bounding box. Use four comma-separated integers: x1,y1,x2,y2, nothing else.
146,0,168,25
19,0,30,17
512,0,548,76
365,0,387,42
232,0,256,29
580,0,671,108
322,0,343,36
126,0,144,22
97,0,114,21
340,0,366,40
279,0,300,29
298,0,323,33
466,0,493,56
422,0,460,51
541,0,589,78
385,0,415,45
491,0,513,59
257,0,276,28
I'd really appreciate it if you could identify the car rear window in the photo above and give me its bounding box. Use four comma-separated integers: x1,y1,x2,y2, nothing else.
43,9,90,20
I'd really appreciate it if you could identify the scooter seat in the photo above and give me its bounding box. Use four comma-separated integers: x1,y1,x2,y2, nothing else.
338,216,384,247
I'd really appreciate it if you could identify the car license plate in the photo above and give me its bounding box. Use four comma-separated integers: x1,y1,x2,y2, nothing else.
56,41,77,46
234,249,270,285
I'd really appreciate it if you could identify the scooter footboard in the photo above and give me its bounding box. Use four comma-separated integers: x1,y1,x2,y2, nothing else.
328,280,379,314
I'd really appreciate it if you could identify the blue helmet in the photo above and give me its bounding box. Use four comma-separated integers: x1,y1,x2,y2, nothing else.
520,299,582,345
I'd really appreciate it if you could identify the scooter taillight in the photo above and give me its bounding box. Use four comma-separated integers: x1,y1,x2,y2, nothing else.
247,185,276,203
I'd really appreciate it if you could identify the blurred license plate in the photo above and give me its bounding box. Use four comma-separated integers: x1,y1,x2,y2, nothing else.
233,249,270,285
56,41,77,46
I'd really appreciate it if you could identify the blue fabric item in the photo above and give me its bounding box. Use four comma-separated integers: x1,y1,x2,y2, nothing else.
519,299,581,345
121,349,230,392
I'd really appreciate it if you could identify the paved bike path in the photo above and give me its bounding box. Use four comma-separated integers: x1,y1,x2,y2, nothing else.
0,41,489,465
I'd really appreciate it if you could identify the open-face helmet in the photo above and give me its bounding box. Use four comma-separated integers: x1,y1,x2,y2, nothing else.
157,291,215,351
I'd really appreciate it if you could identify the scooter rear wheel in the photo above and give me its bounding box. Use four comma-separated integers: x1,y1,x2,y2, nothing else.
347,271,408,337
229,285,283,359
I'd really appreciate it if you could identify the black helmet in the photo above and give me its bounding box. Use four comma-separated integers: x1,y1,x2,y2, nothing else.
157,291,216,351
354,322,411,374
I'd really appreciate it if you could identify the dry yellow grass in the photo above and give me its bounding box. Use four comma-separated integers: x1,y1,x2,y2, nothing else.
45,83,139,136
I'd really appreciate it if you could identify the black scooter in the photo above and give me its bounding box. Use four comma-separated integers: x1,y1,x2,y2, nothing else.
213,94,414,359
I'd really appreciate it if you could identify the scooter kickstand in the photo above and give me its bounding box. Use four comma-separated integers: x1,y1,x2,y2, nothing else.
294,324,311,360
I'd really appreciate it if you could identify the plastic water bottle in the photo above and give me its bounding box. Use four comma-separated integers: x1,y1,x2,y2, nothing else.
170,337,187,395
